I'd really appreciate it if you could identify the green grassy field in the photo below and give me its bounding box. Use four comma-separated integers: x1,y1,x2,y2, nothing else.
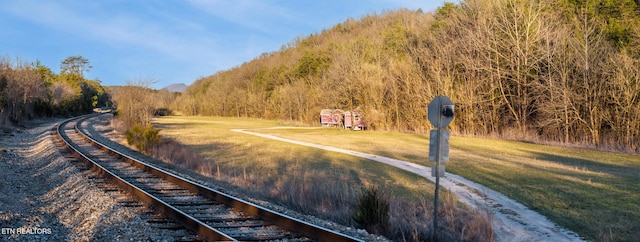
154,116,639,241
153,116,437,201
253,126,640,241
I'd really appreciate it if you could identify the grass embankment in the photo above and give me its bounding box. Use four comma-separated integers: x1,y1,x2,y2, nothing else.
152,116,492,241
253,126,640,241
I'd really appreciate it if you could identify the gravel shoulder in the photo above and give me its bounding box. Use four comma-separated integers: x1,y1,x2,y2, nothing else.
0,118,177,241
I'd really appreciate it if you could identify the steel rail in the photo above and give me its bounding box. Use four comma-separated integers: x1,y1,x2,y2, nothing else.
56,115,234,241
56,114,364,242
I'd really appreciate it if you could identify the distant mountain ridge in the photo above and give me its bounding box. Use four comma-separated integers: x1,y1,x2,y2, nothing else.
161,83,187,92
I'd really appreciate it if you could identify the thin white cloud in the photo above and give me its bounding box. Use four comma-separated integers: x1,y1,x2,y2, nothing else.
4,1,217,62
2,1,79,30
186,0,301,34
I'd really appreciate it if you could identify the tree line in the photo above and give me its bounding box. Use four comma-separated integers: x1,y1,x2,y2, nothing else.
171,0,639,152
107,79,180,153
0,56,109,126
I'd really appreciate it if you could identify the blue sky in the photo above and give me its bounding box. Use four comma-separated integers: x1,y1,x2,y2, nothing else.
1,0,452,89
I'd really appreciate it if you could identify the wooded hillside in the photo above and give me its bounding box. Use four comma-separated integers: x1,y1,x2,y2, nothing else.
172,0,640,152
0,56,109,126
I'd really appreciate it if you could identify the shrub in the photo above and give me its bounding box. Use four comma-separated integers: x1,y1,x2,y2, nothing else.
352,186,390,234
126,124,161,152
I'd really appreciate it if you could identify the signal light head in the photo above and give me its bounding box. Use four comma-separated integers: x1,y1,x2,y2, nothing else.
441,105,454,118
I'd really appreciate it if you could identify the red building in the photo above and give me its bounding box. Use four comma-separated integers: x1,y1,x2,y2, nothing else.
320,109,344,127
320,109,364,130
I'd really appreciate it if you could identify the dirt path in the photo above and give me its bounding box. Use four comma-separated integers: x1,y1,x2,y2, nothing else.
232,128,586,242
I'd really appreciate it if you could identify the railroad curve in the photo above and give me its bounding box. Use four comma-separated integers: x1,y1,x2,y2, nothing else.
55,114,363,242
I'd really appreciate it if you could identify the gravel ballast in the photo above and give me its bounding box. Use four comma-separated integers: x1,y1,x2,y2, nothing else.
0,119,179,241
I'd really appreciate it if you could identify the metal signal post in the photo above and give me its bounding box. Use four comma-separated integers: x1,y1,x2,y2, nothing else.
427,96,454,240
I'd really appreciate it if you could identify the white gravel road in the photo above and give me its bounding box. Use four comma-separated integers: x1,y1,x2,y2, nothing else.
232,128,587,242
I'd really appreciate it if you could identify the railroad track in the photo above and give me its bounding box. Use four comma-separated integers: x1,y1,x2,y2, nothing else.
55,114,363,242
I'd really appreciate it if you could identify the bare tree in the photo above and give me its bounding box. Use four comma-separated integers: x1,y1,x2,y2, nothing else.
569,5,612,146
60,55,92,77
0,59,47,123
606,50,640,151
111,78,157,129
